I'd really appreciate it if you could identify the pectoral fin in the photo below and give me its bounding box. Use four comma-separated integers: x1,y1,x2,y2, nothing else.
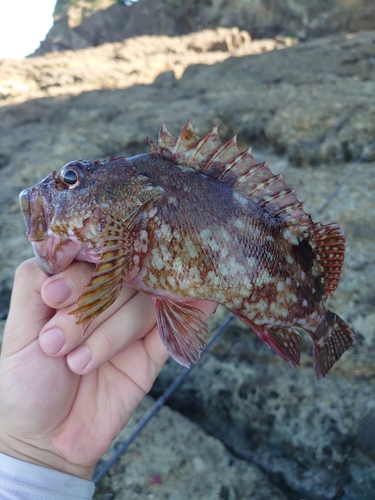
152,296,210,367
71,218,134,332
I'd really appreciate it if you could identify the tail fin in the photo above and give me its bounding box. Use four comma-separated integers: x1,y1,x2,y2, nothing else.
313,312,356,380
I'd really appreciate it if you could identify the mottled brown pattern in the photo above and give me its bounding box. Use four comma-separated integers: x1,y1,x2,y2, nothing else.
291,240,314,273
19,121,356,378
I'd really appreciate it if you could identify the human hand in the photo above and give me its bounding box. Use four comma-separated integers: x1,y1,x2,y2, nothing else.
0,258,216,480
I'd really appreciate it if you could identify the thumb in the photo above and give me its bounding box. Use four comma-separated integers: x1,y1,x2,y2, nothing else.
2,258,54,358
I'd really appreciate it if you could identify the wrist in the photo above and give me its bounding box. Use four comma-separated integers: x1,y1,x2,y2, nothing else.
0,433,94,480
0,451,95,500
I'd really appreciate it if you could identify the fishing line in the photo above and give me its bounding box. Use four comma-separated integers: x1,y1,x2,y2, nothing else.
93,313,235,485
93,139,374,486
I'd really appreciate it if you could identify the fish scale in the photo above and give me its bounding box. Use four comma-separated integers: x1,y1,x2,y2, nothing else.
19,120,356,379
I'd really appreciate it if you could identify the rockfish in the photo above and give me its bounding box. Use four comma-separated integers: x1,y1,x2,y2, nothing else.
19,120,355,379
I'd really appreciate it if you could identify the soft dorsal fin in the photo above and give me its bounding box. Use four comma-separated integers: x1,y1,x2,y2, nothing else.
309,222,346,301
148,120,311,227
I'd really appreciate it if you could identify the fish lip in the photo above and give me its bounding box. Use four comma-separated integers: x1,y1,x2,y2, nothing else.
31,237,83,276
31,239,62,276
19,188,49,241
20,187,83,275
34,249,55,276
20,187,59,275
20,187,56,274
19,189,33,239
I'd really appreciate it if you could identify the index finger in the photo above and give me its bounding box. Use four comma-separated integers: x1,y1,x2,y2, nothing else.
2,259,54,358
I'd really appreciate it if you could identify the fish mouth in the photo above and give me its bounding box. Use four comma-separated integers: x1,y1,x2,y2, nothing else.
20,187,82,276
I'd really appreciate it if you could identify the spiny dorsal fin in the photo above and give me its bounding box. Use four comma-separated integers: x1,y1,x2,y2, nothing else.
148,120,311,227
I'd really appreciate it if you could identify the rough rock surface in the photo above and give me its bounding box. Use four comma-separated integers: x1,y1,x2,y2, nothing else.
0,27,375,500
33,0,375,56
93,396,288,499
1,28,290,102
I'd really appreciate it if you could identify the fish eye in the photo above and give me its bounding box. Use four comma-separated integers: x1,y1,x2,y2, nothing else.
59,161,85,189
63,169,78,185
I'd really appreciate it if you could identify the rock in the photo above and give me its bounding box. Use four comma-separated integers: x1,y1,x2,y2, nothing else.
354,411,375,461
93,395,288,499
0,27,275,102
33,0,375,56
2,31,374,167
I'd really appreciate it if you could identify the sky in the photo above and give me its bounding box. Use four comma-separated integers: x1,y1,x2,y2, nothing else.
0,0,56,59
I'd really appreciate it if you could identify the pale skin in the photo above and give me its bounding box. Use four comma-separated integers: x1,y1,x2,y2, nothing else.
0,258,216,480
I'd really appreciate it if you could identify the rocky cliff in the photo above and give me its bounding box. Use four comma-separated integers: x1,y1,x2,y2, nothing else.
32,0,375,57
1,20,375,500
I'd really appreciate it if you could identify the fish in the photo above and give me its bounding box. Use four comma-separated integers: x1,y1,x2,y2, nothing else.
19,120,356,379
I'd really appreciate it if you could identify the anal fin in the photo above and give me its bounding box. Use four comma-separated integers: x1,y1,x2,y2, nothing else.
152,297,210,367
313,312,356,380
254,325,302,369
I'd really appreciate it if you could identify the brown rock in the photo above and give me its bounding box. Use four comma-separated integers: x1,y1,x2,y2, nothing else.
32,0,375,57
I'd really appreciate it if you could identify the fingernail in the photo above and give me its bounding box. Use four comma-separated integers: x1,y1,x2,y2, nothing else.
40,328,65,355
68,346,92,372
45,279,73,304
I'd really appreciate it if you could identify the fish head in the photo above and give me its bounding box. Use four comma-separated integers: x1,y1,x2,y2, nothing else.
19,156,156,275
